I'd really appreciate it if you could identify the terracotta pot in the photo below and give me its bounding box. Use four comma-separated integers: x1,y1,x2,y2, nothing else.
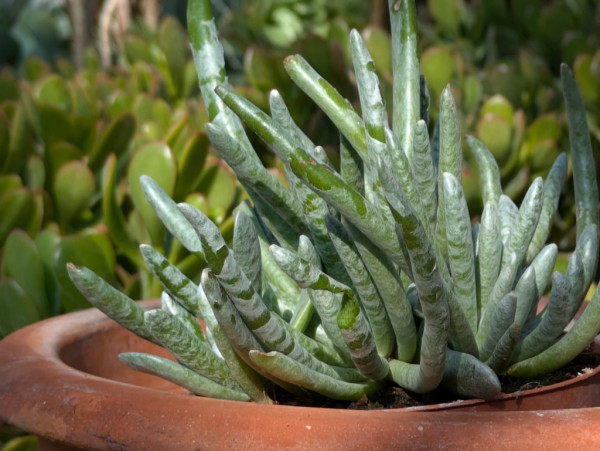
1,300,600,450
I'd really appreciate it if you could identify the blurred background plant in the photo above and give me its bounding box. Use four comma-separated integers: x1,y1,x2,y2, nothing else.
416,0,600,246
0,3,245,342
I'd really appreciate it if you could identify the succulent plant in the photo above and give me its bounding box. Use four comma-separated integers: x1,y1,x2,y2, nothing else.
68,0,599,404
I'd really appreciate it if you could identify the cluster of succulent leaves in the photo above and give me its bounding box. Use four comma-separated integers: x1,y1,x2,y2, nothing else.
68,0,600,405
0,16,242,338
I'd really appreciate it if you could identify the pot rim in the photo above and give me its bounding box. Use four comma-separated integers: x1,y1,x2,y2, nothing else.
2,300,600,449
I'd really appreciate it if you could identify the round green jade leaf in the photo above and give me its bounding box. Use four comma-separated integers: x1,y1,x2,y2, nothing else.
46,141,83,183
174,132,209,200
476,113,513,167
53,161,96,226
158,16,187,98
526,114,562,144
362,26,392,75
421,46,455,98
196,156,237,224
36,74,72,112
87,112,136,172
0,188,43,243
0,278,41,338
574,53,600,104
128,142,177,245
2,230,49,318
37,103,72,148
480,95,514,123
53,231,116,312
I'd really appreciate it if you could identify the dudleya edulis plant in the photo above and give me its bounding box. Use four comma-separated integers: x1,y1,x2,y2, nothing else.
67,0,600,403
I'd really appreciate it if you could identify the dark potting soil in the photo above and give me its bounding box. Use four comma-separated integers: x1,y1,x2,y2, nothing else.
268,346,600,410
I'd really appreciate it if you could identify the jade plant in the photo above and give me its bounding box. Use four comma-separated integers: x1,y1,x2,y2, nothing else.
68,0,600,403
0,33,241,337
419,0,600,220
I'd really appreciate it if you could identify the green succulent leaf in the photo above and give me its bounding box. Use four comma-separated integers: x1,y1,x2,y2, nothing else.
0,188,43,243
181,203,343,380
526,153,568,263
343,220,417,362
119,352,251,402
513,266,539,327
561,64,599,239
388,0,419,165
337,295,390,381
55,233,116,312
248,350,378,401
196,280,271,403
160,292,206,343
87,113,135,172
476,202,502,316
511,273,573,363
140,244,201,316
4,103,32,174
412,120,437,227
2,229,48,318
128,143,177,245
283,54,367,158
466,135,502,207
0,278,41,338
573,224,599,295
67,264,152,340
502,177,544,271
205,121,307,245
34,228,62,316
102,154,144,267
441,349,501,400
435,87,463,263
53,160,96,227
326,215,395,358
269,242,351,361
174,132,209,200
139,175,202,254
195,157,237,224
143,308,237,389
507,283,600,378
157,17,187,100
478,293,517,362
443,172,478,332
0,174,22,197
486,323,522,374
232,211,262,294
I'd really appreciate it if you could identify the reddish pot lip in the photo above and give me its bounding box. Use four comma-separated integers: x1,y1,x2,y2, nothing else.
1,301,600,449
